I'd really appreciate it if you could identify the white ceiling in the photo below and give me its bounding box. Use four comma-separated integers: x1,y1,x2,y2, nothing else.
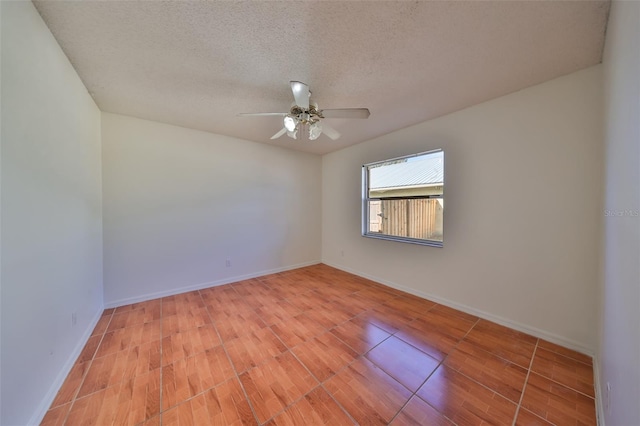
34,0,610,155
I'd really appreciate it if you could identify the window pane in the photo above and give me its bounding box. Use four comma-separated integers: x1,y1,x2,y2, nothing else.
368,151,443,199
367,198,443,242
363,149,444,246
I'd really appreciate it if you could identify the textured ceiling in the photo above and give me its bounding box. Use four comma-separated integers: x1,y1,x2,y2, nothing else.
34,0,610,155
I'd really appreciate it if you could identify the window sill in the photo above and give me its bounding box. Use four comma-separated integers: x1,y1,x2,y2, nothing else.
362,232,443,248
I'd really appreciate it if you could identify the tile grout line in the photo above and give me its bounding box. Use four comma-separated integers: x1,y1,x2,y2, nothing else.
60,280,415,424
254,283,326,425
425,315,540,377
536,341,594,366
47,266,598,426
527,370,597,400
59,310,115,426
55,307,165,420
256,282,343,423
434,319,541,424
531,348,597,399
156,296,219,415
386,316,481,425
198,287,263,426
300,300,445,425
250,277,388,424
140,290,428,423
319,382,361,426
231,278,288,425
512,338,539,426
281,335,359,426
276,294,440,424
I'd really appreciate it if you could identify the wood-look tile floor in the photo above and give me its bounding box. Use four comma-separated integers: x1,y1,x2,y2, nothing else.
41,264,597,425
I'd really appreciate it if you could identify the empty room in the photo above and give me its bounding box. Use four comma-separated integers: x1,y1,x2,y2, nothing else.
1,0,638,425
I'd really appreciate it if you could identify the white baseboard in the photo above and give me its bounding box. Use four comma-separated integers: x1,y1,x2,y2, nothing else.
593,356,606,426
104,260,322,309
323,261,594,357
28,308,103,426
30,261,602,424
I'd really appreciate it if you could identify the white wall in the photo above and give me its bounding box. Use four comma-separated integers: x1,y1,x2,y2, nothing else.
0,2,4,422
102,113,321,306
599,1,640,424
0,2,104,425
323,66,603,353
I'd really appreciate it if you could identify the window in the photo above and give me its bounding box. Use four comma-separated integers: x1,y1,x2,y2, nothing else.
362,149,444,247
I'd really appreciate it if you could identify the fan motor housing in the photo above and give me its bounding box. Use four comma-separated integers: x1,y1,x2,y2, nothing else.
290,102,321,124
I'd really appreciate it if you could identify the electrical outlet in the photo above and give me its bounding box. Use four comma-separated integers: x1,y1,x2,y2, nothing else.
606,382,612,415
225,259,231,267
71,312,77,326
340,249,344,257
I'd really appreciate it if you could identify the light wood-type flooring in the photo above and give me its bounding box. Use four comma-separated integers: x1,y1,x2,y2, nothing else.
41,264,597,425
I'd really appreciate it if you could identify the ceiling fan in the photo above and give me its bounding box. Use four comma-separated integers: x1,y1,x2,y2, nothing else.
238,81,370,141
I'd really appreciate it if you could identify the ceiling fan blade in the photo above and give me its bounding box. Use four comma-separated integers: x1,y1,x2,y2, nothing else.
238,112,287,117
270,128,287,140
290,81,310,109
320,108,370,119
320,123,341,140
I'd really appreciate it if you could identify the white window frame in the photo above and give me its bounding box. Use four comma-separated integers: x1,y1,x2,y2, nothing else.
362,149,444,247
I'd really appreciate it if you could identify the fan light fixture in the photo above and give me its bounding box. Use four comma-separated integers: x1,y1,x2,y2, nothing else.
309,122,322,140
239,81,370,142
283,115,297,132
284,114,322,140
